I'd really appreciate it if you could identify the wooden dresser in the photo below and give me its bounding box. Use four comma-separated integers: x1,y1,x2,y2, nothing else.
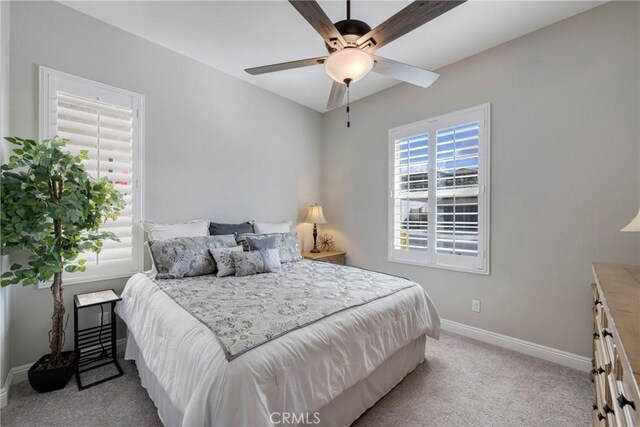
592,263,640,427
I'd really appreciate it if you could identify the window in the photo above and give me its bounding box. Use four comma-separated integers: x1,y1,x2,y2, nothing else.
39,67,144,284
388,104,490,274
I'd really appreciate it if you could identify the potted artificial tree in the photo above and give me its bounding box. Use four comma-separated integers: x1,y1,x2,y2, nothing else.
0,137,124,392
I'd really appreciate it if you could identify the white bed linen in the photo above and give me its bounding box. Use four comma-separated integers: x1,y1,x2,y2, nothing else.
117,272,440,427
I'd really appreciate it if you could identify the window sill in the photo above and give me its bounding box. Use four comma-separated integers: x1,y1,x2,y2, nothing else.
388,256,489,275
37,271,140,290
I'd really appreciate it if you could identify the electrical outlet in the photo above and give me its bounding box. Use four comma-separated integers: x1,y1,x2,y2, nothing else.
472,300,481,313
98,312,111,325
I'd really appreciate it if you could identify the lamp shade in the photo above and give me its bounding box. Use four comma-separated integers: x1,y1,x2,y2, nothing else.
324,48,374,84
305,204,327,225
621,207,640,232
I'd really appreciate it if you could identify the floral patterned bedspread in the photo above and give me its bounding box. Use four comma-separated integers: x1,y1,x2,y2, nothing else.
154,259,418,361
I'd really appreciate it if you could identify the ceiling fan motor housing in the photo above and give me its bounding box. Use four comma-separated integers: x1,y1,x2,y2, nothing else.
325,19,372,51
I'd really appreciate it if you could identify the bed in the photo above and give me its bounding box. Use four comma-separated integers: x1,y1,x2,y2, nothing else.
116,259,440,426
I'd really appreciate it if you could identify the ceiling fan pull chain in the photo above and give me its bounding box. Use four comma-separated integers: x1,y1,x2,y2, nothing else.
346,84,351,128
347,0,351,20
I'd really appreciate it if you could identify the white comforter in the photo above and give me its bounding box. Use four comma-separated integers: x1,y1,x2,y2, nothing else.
116,268,440,427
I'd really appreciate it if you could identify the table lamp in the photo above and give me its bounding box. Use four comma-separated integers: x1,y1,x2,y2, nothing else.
621,207,640,232
305,203,327,253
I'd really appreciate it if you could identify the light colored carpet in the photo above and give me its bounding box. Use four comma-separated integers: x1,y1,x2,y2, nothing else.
1,331,593,427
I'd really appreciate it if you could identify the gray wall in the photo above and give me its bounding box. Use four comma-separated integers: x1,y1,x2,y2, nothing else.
322,1,640,357
0,0,10,387
7,1,323,367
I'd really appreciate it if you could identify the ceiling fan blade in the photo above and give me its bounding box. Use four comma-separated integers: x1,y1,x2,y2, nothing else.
289,0,347,49
372,56,439,88
327,81,347,110
245,56,327,75
357,1,466,52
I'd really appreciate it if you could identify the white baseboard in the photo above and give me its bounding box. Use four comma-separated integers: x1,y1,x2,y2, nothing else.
0,362,29,408
0,337,127,408
440,319,591,372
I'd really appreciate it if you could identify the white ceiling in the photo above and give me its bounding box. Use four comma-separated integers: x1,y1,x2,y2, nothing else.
61,0,606,112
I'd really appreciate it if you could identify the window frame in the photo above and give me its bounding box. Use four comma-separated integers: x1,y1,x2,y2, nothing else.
38,66,145,286
387,103,490,275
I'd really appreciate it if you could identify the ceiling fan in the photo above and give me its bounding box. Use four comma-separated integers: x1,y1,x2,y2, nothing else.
245,0,466,111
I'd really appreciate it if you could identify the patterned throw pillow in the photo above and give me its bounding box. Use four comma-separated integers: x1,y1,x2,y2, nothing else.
210,246,244,277
236,232,302,263
149,235,237,279
232,249,282,277
276,232,303,263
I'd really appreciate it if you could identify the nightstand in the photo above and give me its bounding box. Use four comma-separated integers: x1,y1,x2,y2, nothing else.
303,250,346,265
74,289,123,390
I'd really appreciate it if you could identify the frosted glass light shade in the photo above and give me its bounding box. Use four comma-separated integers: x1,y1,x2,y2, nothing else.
324,48,374,84
621,207,640,232
305,204,327,225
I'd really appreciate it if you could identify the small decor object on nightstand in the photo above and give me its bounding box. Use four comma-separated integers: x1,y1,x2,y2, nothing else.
319,233,335,252
303,250,346,265
74,289,123,390
305,203,327,253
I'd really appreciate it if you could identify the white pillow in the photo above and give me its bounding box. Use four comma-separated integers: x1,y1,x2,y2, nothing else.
252,221,292,234
143,219,209,241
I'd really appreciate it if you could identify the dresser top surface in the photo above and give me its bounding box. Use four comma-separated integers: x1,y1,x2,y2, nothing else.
303,251,346,259
593,262,640,382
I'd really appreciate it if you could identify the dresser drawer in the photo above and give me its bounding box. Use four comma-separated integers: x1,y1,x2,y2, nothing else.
320,254,345,265
592,264,640,427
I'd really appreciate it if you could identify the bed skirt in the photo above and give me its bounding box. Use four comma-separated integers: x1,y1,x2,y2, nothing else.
125,333,427,427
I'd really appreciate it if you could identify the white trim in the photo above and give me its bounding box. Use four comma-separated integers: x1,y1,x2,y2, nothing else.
37,272,134,290
0,338,127,408
0,362,29,408
387,103,491,275
7,363,30,386
440,319,591,372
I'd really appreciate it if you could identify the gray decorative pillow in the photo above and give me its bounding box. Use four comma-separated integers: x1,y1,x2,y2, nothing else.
210,245,244,277
236,232,302,263
245,235,278,251
149,235,237,279
232,249,281,277
209,222,253,236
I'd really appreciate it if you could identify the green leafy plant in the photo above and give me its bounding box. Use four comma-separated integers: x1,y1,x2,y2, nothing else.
1,137,124,367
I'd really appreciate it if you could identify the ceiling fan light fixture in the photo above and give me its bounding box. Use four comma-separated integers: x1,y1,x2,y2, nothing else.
324,48,374,85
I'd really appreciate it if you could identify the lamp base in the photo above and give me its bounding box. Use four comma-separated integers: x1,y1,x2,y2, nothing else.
311,223,320,253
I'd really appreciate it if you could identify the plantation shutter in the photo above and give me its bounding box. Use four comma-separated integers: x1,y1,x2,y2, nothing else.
388,104,489,273
391,133,430,261
435,122,480,257
40,67,144,283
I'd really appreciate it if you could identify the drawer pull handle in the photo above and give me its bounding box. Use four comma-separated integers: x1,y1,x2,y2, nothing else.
597,412,606,421
603,403,613,414
596,366,605,374
593,332,600,339
592,403,598,410
601,329,613,338
594,299,602,306
617,393,636,410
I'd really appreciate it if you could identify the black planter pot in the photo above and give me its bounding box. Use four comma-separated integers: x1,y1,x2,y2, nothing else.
28,351,78,393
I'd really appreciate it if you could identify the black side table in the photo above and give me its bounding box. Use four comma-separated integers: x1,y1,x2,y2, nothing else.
73,289,123,389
